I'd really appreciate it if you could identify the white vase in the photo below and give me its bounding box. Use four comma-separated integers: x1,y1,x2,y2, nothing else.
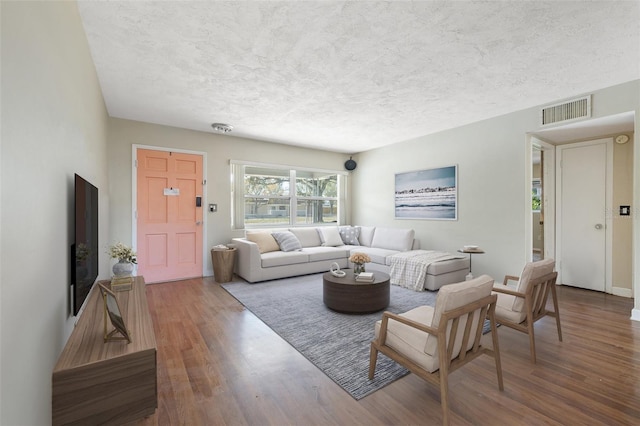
112,260,134,277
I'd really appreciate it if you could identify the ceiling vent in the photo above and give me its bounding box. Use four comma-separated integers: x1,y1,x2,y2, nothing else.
540,95,591,126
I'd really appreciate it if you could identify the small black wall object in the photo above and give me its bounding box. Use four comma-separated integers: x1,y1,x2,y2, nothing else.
344,156,357,171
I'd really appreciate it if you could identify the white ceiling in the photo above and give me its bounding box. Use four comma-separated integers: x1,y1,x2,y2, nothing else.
77,1,639,154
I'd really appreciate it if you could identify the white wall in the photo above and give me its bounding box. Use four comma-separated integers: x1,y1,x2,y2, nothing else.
353,81,639,298
353,112,530,281
107,118,350,275
0,2,109,424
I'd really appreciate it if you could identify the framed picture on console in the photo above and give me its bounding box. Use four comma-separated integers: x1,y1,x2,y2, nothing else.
98,283,131,343
394,165,458,220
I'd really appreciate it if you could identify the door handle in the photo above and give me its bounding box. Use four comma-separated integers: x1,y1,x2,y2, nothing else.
196,221,202,226
594,223,603,230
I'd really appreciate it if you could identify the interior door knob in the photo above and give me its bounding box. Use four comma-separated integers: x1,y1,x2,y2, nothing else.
595,223,603,230
196,221,202,226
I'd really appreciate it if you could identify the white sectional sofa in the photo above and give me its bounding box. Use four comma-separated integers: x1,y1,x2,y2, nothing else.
231,226,470,291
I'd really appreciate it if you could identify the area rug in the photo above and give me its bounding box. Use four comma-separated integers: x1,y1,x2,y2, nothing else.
221,273,440,400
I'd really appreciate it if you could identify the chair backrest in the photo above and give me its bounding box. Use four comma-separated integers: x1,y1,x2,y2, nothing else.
424,275,494,360
526,271,558,323
512,258,555,312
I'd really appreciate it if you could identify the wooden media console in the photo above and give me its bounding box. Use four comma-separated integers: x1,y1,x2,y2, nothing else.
52,275,156,425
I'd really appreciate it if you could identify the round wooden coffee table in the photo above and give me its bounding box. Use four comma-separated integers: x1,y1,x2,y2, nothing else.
322,270,390,314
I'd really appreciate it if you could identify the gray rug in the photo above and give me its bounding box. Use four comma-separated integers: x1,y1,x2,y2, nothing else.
221,273,440,400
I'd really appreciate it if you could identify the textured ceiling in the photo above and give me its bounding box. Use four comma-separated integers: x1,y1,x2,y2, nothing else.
77,1,639,153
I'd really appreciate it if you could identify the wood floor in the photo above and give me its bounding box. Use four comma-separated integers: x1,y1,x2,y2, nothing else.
132,276,640,426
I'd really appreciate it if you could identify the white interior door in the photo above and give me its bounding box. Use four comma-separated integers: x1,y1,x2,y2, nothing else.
556,139,612,291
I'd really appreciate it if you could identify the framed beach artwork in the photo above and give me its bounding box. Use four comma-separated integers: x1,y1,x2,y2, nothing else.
395,165,458,220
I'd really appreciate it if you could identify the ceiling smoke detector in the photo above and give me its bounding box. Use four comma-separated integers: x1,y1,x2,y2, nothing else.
211,123,233,133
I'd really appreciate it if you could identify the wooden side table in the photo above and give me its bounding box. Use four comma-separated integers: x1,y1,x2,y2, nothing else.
211,247,237,283
457,248,485,280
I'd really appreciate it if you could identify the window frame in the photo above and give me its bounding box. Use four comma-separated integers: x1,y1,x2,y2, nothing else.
231,160,348,229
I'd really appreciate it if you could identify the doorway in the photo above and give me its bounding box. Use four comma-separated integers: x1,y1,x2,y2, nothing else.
135,147,205,283
532,147,543,261
528,112,634,301
529,138,556,263
556,138,613,292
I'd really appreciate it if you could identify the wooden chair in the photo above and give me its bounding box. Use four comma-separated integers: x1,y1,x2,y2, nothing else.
491,258,562,363
369,275,503,426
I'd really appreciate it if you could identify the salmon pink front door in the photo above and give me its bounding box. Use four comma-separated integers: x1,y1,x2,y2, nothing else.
136,149,203,283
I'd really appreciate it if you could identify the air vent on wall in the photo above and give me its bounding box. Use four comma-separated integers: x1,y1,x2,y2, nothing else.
540,95,591,126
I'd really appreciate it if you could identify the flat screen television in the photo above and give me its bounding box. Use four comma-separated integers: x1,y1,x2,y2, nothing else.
71,174,99,316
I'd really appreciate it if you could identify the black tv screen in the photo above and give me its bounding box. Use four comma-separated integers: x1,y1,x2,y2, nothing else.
72,174,99,316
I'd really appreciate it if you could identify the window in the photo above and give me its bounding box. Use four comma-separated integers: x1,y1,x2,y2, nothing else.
231,161,347,229
532,179,541,212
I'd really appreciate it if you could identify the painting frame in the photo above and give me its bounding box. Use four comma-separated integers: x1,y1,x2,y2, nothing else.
98,283,131,343
394,165,458,220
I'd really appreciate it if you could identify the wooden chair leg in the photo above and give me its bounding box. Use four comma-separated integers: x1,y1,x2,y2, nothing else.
527,321,537,363
489,316,504,391
550,285,563,342
524,300,537,363
439,369,450,426
368,344,378,380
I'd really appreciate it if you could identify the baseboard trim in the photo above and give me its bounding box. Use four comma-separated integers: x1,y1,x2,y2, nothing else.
631,308,640,322
611,287,633,298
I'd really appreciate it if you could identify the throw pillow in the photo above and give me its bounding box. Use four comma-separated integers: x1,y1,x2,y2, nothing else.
245,231,280,254
339,226,360,245
317,227,344,247
358,226,376,246
271,231,303,252
289,227,322,247
371,227,414,251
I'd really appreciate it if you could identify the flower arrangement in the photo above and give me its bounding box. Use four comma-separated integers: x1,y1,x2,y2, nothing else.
349,252,371,264
108,242,137,264
349,252,370,274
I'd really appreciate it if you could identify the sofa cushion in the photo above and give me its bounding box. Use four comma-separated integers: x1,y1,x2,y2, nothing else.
371,227,414,252
425,257,469,275
305,246,350,262
245,231,280,254
271,231,302,252
261,250,309,267
317,226,344,247
349,247,398,265
359,226,376,247
289,228,322,247
339,226,360,245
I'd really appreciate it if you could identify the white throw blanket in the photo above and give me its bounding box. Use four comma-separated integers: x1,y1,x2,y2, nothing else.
390,250,463,291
